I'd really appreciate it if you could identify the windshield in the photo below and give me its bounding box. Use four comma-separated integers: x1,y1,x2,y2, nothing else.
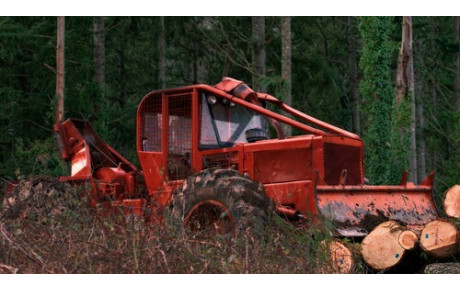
200,94,267,149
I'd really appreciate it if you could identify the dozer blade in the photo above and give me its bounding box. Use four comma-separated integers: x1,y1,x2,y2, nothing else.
316,172,439,237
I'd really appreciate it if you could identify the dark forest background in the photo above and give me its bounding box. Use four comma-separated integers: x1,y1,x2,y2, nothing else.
0,16,458,201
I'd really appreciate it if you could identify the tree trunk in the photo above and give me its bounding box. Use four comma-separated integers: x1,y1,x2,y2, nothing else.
454,16,460,110
420,220,459,258
361,220,406,271
415,41,427,180
407,17,418,184
396,16,417,183
222,55,230,78
359,17,395,185
281,16,292,136
158,16,166,89
430,79,438,175
117,18,127,106
444,185,460,219
416,85,427,180
93,16,105,91
56,16,65,124
348,16,360,136
252,16,266,92
192,51,198,84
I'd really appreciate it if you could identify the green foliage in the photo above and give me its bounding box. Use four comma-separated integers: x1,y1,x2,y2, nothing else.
413,17,459,194
359,17,397,184
389,98,411,183
442,109,460,189
291,17,354,129
1,137,68,179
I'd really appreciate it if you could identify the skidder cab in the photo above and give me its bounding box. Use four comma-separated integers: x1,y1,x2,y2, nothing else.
201,93,270,146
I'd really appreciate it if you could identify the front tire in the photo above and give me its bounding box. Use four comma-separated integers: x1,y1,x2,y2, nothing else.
168,168,274,232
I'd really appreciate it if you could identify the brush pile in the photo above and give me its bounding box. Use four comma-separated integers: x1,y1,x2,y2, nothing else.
0,176,355,274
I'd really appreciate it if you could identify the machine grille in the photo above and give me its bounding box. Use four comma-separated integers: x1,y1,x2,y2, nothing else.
323,143,362,185
202,152,239,170
168,93,193,181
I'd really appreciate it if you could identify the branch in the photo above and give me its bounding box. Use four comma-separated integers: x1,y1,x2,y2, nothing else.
0,224,46,268
197,19,258,76
43,63,56,74
0,263,18,274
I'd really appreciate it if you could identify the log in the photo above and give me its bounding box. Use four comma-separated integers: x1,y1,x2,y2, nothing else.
443,185,460,218
420,219,459,258
329,240,354,274
361,220,406,271
424,262,460,274
319,240,355,274
398,230,419,250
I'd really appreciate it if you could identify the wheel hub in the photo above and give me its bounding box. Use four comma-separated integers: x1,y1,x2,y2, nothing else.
184,200,233,233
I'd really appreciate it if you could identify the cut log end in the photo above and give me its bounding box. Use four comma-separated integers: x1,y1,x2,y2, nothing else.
329,240,354,274
319,240,355,274
420,220,459,259
398,230,419,250
361,220,406,271
444,185,460,219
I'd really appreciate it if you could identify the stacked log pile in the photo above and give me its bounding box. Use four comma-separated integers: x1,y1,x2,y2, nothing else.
360,221,408,270
359,185,460,272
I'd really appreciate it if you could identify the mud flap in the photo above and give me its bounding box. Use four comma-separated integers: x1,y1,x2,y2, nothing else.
315,172,439,237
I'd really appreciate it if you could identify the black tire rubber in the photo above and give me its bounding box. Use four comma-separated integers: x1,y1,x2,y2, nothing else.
167,168,275,231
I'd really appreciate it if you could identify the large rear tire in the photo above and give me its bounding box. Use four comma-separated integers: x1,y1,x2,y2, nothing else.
168,168,274,233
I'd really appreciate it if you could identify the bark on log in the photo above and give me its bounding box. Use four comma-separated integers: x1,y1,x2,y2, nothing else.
420,220,459,258
320,239,355,274
398,230,419,250
361,220,406,270
424,262,460,274
444,185,460,219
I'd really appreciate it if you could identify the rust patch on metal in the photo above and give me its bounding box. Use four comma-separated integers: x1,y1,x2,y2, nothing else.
316,186,438,237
